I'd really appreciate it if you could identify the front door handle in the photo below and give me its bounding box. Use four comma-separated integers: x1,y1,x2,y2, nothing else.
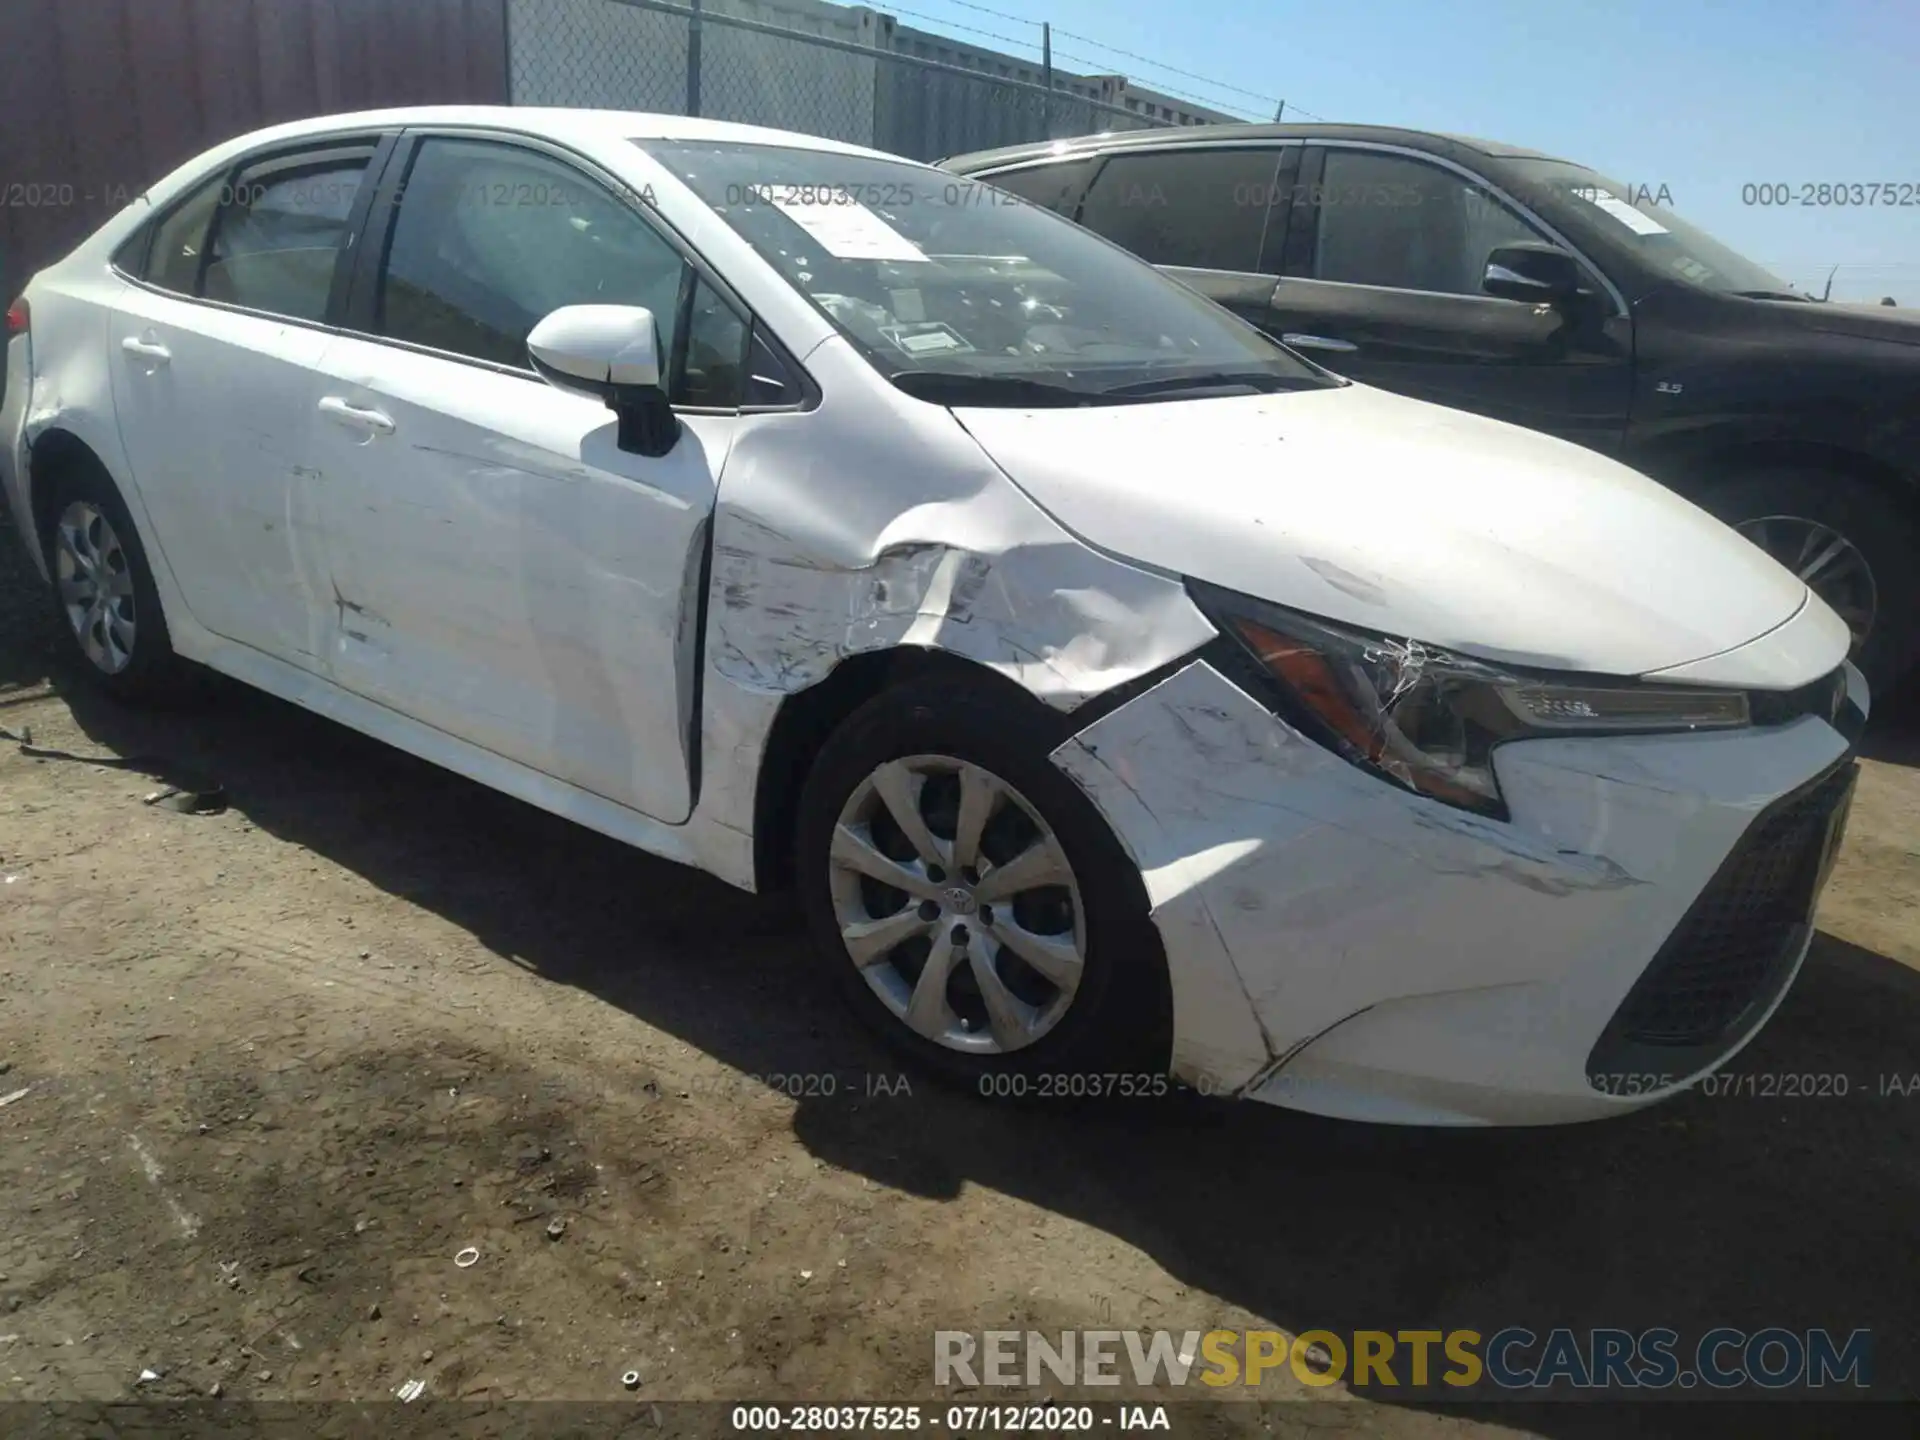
121,335,171,364
318,396,396,436
1281,332,1359,354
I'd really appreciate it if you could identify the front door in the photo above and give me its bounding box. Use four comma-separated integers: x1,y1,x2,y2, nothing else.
306,134,749,824
1268,145,1633,451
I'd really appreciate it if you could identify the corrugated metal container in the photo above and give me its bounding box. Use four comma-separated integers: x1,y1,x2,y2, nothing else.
1,0,509,307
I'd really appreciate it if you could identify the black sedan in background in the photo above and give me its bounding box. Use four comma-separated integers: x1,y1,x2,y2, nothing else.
943,125,1920,692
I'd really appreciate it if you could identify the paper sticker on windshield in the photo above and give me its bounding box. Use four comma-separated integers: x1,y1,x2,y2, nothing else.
882,321,974,356
1571,187,1669,236
770,196,928,262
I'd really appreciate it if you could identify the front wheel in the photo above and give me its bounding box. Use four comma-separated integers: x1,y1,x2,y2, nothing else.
794,676,1171,1094
1703,469,1918,695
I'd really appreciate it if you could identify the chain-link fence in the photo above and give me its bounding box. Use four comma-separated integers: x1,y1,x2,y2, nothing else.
508,0,1221,162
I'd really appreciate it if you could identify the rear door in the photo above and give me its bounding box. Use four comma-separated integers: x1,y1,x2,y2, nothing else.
305,131,801,824
1070,145,1295,330
109,137,387,666
1267,144,1633,450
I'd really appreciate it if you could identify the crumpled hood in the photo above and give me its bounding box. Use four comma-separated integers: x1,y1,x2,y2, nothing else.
955,382,1826,677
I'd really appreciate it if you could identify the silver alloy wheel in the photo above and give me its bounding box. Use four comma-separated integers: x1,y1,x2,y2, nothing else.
1735,514,1876,651
827,753,1086,1055
53,500,138,675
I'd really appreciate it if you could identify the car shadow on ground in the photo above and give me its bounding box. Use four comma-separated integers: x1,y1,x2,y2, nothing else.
1860,667,1920,768
3,523,1915,1429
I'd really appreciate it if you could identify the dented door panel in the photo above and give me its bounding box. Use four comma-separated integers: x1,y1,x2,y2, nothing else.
108,290,336,668
307,333,729,825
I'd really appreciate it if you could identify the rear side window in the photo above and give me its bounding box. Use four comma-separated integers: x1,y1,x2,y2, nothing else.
1077,148,1286,272
142,177,224,294
980,158,1096,217
203,149,373,321
379,138,689,372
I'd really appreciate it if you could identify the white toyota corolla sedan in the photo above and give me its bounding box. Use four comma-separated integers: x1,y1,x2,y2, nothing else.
1,108,1865,1124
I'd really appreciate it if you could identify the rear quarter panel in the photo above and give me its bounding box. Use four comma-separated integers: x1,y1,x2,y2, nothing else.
9,262,132,583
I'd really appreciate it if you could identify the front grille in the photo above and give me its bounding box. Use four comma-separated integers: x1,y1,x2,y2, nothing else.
1587,760,1856,1082
1750,666,1847,729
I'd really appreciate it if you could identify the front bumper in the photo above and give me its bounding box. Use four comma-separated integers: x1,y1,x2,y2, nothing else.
1051,657,1861,1126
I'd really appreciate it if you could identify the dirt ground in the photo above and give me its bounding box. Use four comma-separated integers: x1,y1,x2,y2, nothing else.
2,497,1918,1438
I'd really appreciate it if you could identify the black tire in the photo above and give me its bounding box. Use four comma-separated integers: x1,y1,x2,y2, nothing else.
795,675,1172,1097
36,458,182,702
1701,468,1919,696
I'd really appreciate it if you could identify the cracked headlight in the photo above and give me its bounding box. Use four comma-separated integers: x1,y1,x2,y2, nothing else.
1191,581,1751,818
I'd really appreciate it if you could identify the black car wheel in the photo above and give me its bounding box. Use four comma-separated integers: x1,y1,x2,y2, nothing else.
1704,469,1917,695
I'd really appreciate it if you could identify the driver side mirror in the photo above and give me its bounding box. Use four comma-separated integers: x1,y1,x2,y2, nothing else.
1482,243,1583,305
527,304,682,458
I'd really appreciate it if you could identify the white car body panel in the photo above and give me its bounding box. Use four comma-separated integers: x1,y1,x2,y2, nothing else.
1055,660,1860,1124
306,330,732,824
1644,586,1852,687
109,284,340,666
691,336,1220,861
955,385,1828,682
0,106,1865,1127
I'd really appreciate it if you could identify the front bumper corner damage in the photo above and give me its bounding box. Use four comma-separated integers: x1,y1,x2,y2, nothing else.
1052,658,1857,1126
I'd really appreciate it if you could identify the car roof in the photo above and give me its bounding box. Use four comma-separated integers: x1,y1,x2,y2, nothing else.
213,105,905,164
941,122,1573,171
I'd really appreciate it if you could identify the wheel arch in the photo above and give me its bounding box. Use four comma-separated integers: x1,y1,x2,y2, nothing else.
26,426,116,543
26,422,193,648
1646,433,1920,518
750,646,1070,894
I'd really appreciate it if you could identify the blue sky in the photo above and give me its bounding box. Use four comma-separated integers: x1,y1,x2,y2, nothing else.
889,0,1919,303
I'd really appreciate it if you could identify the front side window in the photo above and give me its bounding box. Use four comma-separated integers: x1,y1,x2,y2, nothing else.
1312,148,1556,296
644,140,1327,404
379,139,688,373
203,150,371,320
1077,148,1284,273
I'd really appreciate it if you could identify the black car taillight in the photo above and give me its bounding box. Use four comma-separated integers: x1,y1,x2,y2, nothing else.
4,296,26,336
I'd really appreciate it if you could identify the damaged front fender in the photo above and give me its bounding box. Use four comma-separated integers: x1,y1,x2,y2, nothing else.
690,337,1217,887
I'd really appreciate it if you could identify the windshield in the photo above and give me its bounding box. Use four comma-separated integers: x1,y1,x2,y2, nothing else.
1505,159,1799,298
641,140,1329,402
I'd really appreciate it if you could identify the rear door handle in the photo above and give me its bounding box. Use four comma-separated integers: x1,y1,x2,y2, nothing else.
1281,333,1359,354
121,336,171,364
318,396,396,436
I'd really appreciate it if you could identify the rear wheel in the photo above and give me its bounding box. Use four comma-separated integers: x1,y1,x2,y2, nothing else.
795,676,1171,1095
37,463,181,701
1703,469,1918,694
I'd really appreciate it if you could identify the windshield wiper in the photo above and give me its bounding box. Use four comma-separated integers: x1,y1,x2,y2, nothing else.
1731,289,1813,303
1100,371,1336,398
888,371,1100,407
